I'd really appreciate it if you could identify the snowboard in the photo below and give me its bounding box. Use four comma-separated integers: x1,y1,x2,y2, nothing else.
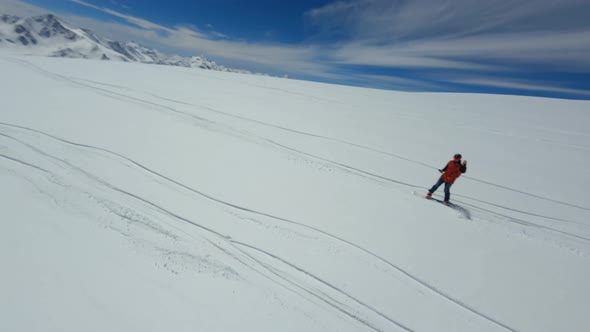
412,191,471,220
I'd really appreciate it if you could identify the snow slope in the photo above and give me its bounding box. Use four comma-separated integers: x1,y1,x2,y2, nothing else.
1,55,589,332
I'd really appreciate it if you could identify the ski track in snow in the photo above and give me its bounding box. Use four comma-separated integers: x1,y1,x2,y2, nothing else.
9,58,590,215
1,130,396,331
51,73,590,221
82,74,590,213
9,57,589,251
3,57,590,331
0,120,518,332
5,58,590,259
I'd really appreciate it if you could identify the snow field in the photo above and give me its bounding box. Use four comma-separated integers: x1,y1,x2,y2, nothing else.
1,55,589,332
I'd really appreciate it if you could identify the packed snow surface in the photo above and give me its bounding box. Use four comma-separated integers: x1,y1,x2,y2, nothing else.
1,55,589,332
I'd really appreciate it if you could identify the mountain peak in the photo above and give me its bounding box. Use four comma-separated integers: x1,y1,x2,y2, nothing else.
1,14,20,24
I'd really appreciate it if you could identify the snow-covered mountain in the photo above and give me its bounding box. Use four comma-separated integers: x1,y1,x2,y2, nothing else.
0,13,250,73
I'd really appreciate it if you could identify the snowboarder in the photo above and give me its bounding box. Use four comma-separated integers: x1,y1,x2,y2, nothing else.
426,154,467,205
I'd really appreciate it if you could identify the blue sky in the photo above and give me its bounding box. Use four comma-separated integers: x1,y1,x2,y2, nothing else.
2,0,590,99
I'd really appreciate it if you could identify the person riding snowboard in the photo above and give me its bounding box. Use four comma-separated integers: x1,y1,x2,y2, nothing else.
426,154,467,205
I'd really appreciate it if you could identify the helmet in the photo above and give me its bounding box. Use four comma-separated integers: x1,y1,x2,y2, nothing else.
454,153,462,159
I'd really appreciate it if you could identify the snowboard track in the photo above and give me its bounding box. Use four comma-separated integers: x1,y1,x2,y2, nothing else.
0,132,409,332
0,121,519,332
7,57,589,217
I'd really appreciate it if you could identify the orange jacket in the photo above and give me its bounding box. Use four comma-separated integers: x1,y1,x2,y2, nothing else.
441,160,466,184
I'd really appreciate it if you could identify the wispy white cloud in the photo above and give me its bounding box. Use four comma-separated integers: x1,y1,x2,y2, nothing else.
69,0,174,33
351,74,448,91
450,78,590,96
328,43,499,70
109,0,131,10
306,0,590,41
326,29,590,71
0,0,52,16
305,0,590,71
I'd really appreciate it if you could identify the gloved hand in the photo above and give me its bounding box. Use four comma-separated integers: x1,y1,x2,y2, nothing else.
438,169,443,173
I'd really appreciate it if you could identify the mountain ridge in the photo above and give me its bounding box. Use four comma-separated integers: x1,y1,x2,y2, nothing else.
0,13,255,74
